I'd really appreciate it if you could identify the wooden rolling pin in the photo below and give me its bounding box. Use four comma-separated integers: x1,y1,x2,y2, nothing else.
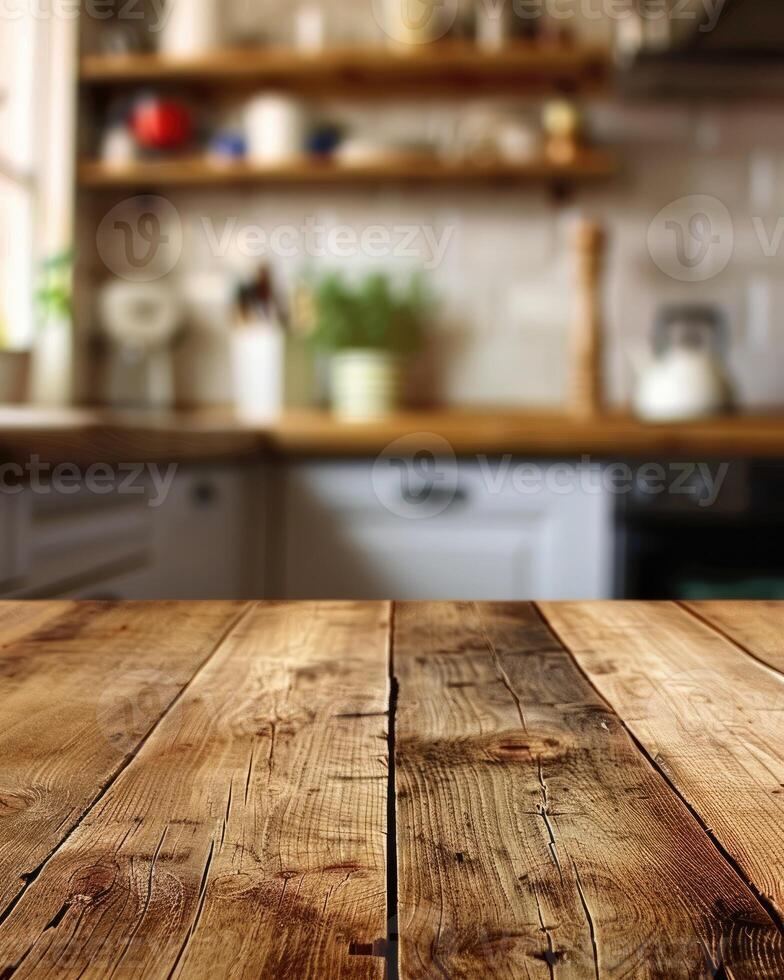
569,219,606,418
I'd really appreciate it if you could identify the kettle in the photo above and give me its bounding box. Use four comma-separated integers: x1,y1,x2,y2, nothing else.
633,305,735,422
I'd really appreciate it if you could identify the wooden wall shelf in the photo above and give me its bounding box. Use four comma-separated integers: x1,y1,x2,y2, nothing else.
78,151,618,189
79,41,610,96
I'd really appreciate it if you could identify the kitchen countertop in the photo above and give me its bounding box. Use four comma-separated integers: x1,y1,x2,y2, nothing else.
1,599,782,977
1,405,784,463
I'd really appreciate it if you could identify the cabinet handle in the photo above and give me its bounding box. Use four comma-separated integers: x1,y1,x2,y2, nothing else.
399,485,467,507
191,482,219,507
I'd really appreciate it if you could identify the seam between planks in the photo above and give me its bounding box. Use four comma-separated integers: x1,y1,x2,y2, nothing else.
387,600,400,980
534,601,784,936
675,600,784,683
0,601,256,933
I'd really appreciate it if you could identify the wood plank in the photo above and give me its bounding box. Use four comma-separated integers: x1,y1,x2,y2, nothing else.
78,41,610,93
77,152,618,190
0,601,390,979
5,406,784,462
682,601,784,675
0,600,246,916
394,601,784,979
540,601,784,921
266,408,784,459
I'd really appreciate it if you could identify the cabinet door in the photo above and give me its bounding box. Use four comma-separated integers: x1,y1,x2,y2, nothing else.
281,462,611,601
0,464,261,601
145,464,261,600
0,492,27,588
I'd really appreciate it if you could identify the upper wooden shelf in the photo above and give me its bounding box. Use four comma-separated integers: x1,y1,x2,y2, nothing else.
79,41,611,96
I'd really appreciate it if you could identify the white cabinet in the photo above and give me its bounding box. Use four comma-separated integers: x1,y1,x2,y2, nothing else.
280,461,612,601
0,493,26,588
0,464,262,600
143,464,263,600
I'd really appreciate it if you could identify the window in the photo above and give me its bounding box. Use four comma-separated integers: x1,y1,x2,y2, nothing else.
0,12,37,349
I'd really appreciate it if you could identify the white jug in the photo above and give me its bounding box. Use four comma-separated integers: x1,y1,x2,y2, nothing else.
633,306,735,422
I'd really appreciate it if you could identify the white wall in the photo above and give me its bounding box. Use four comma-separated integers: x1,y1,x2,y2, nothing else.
163,99,784,411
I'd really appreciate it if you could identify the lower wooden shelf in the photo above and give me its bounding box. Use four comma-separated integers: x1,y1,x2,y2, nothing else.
78,150,618,189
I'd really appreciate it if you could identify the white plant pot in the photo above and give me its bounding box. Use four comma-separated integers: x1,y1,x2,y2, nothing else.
330,350,402,422
30,317,72,407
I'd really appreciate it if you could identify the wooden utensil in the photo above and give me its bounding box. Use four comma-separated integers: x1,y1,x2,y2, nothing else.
569,217,606,417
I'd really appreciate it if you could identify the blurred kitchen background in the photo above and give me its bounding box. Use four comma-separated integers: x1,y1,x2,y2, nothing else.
1,0,784,602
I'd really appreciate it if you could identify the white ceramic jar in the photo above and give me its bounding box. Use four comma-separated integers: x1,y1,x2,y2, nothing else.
245,95,306,164
159,0,222,57
330,350,402,421
231,322,285,420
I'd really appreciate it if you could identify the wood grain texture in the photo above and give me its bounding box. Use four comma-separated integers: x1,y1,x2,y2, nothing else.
5,406,784,463
77,153,619,190
540,601,784,921
394,602,784,979
0,601,390,979
78,41,610,93
0,601,246,916
683,601,784,675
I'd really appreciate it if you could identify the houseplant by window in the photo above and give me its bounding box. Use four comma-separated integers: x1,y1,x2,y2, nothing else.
31,250,73,406
310,271,430,421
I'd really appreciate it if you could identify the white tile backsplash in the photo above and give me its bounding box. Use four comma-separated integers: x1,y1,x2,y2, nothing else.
131,11,784,413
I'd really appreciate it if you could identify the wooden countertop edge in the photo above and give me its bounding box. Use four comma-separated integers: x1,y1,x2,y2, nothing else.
0,409,783,463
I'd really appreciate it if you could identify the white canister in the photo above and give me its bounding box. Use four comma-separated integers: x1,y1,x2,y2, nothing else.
295,5,326,54
30,317,73,407
330,350,402,422
231,322,285,420
159,0,222,57
476,4,511,51
245,95,306,165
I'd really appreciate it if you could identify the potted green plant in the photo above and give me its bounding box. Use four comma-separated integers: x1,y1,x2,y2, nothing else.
309,271,430,421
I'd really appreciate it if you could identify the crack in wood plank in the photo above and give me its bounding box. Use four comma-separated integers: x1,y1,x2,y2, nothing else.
536,759,565,884
166,839,215,980
571,859,600,980
474,602,529,733
0,602,253,935
539,600,784,936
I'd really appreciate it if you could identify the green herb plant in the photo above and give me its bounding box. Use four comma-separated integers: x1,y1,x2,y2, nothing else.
35,250,73,324
310,272,430,355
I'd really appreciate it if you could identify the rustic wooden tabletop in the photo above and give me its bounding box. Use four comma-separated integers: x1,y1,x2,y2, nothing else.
0,600,782,978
